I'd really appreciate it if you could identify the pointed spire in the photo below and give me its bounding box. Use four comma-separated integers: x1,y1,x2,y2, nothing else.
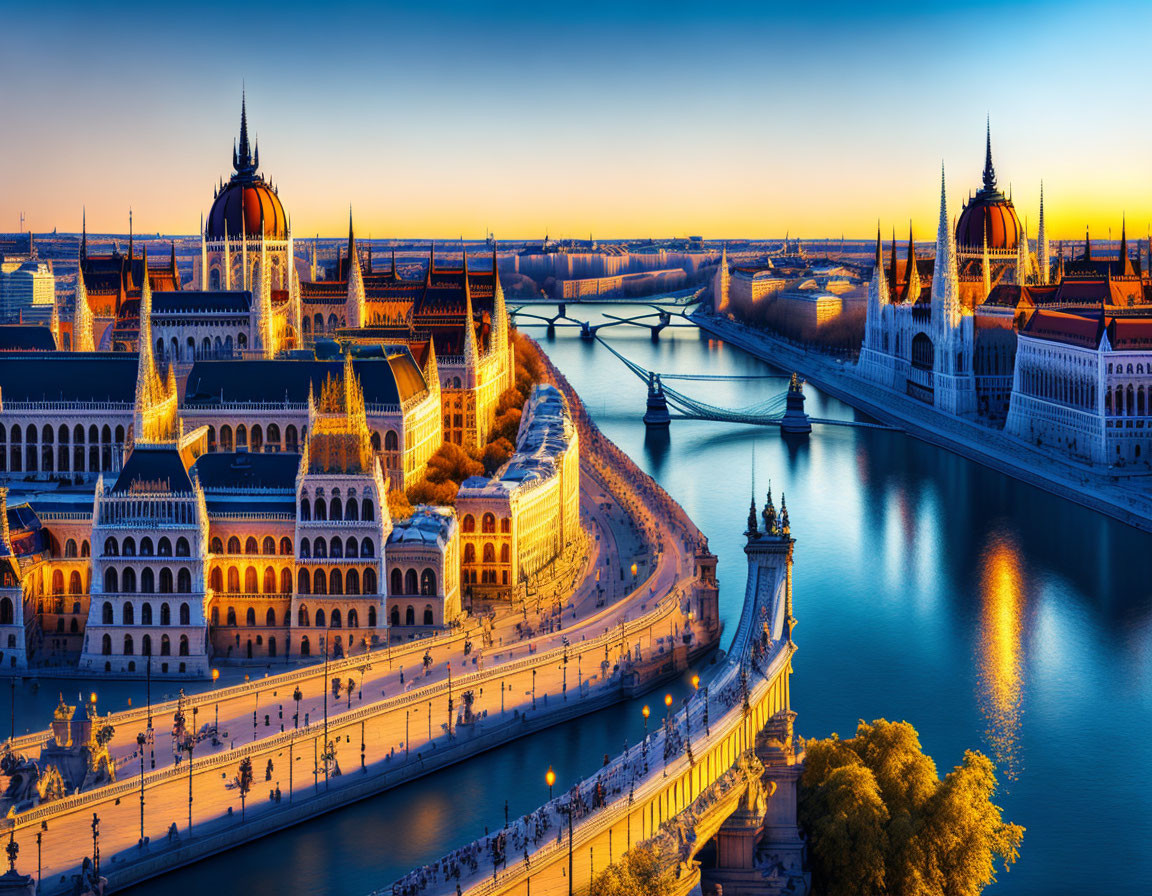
1016,215,1031,286
128,207,133,259
888,226,898,297
234,88,254,174
1119,216,1135,276
932,164,962,334
779,493,790,536
462,259,479,370
874,223,882,270
761,482,777,535
347,205,355,268
1038,182,1050,285
1084,226,1092,262
391,247,397,277
346,213,365,329
982,115,997,191
901,222,920,302
81,207,87,260
73,245,94,352
424,337,439,388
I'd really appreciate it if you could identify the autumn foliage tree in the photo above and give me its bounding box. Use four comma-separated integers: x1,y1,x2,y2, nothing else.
799,719,1023,896
589,843,676,896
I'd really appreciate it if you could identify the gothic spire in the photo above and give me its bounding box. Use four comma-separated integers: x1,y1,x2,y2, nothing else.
1084,226,1092,262
128,207,133,260
1119,216,1135,276
346,213,365,329
982,116,997,192
1038,182,1049,285
462,255,479,370
233,89,254,174
901,222,920,303
81,207,87,260
932,164,962,333
888,226,898,297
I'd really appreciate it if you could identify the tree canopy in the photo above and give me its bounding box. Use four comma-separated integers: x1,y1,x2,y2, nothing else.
589,842,676,896
799,719,1023,896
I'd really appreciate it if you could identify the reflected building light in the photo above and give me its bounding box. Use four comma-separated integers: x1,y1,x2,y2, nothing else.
978,532,1026,782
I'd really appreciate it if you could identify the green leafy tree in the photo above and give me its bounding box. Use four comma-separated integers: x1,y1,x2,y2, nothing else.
800,719,1023,896
590,843,676,896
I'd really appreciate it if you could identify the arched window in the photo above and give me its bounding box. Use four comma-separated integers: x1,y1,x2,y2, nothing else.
364,568,377,594
122,602,134,625
404,569,418,595
210,568,223,592
158,537,172,557
180,603,190,625
160,602,171,625
140,568,155,593
362,498,373,521
298,570,310,595
227,536,241,554
142,634,152,656
102,601,113,624
264,567,276,594
176,537,190,557
345,499,359,521
227,607,237,626
161,634,171,656
262,536,276,555
140,537,154,557
210,537,223,554
300,636,310,657
104,568,119,593
65,539,78,558
298,605,310,626
314,539,327,559
104,537,119,557
315,497,327,521
246,607,256,626
179,635,189,656
281,568,292,594
346,569,360,594
345,537,357,557
500,518,510,534
141,603,153,625
101,634,112,655
361,538,373,558
177,569,191,593
227,567,240,592
315,608,326,628
390,606,400,626
286,425,299,453
330,497,343,521
368,606,377,627
69,571,82,595
299,538,310,559
483,543,496,563
266,608,276,627
330,608,342,628
159,567,174,594
391,569,403,595
500,544,510,563
0,598,12,625
245,537,259,555
462,515,475,533
300,496,311,521
280,537,292,555
124,634,134,655
266,423,280,451
245,566,258,593
405,606,415,626
330,539,343,560
329,569,343,595
464,543,475,563
424,605,434,626
348,608,359,628
313,570,327,595
482,513,496,533
421,569,437,596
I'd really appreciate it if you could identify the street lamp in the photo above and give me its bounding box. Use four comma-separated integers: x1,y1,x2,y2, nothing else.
546,766,555,801
136,732,146,846
293,686,302,729
641,705,650,774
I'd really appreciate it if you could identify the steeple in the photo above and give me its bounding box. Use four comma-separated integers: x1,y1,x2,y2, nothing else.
1119,217,1135,276
346,210,366,329
391,247,397,277
424,337,439,389
1084,227,1092,262
128,208,133,260
901,223,920,303
462,256,479,370
132,248,177,445
982,116,997,192
73,246,94,352
888,226,898,297
931,164,962,335
713,243,730,312
867,223,890,346
1016,217,1031,286
81,207,87,261
761,483,777,535
233,89,255,175
1038,183,1049,285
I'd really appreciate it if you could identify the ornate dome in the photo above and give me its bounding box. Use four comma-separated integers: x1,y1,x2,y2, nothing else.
205,95,288,241
955,124,1020,252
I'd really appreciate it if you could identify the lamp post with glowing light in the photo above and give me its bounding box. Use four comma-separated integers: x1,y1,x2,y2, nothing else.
663,693,673,777
136,732,146,845
641,705,649,774
546,766,555,802
211,669,220,730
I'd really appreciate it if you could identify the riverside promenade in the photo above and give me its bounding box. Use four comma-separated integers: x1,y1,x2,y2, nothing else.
0,355,722,895
693,311,1152,533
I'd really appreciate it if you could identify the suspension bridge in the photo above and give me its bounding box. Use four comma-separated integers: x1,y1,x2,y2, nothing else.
596,337,900,432
510,290,704,341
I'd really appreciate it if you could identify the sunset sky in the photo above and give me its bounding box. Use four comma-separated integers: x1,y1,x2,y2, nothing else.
4,0,1152,240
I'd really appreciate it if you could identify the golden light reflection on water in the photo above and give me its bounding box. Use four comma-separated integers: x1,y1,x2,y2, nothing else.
977,533,1026,782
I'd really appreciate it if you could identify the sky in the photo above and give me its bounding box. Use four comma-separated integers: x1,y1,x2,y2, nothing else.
3,0,1152,240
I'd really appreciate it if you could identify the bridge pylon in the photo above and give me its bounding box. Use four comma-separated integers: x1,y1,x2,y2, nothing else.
643,373,671,429
780,373,812,435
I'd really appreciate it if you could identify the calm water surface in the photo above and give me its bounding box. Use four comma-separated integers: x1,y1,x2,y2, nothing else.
94,305,1152,893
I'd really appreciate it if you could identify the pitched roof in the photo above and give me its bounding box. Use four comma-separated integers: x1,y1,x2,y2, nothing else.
0,354,137,403
152,290,251,314
0,326,57,351
111,446,194,494
192,451,300,491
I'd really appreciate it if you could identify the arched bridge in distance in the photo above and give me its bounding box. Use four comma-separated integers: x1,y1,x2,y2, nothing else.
381,497,810,896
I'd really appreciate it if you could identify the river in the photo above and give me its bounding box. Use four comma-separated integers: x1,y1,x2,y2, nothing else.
34,303,1152,894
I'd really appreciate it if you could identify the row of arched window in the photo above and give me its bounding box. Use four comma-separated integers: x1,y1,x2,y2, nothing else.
210,566,292,594
207,422,295,454
157,335,242,364
49,570,86,595
462,543,511,564
1108,362,1147,375
103,567,193,594
1105,383,1149,417
101,632,189,656
461,513,510,534
100,600,192,626
296,568,377,595
210,536,293,556
103,535,191,557
299,493,375,522
294,605,374,628
391,605,436,626
299,536,374,559
389,568,438,596
0,422,123,474
61,539,91,558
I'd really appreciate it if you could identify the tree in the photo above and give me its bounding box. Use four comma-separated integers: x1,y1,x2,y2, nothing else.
800,719,1023,896
387,489,413,520
481,438,515,474
235,757,253,821
590,843,676,896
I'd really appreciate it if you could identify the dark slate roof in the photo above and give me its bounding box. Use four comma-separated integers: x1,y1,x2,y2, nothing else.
152,290,251,314
184,357,427,407
0,354,137,403
204,498,297,515
111,447,194,494
7,503,45,557
0,326,56,351
192,451,300,491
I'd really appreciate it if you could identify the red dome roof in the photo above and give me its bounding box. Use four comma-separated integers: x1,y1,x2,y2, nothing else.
954,121,1020,251
207,180,286,240
956,195,1020,251
205,94,288,241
